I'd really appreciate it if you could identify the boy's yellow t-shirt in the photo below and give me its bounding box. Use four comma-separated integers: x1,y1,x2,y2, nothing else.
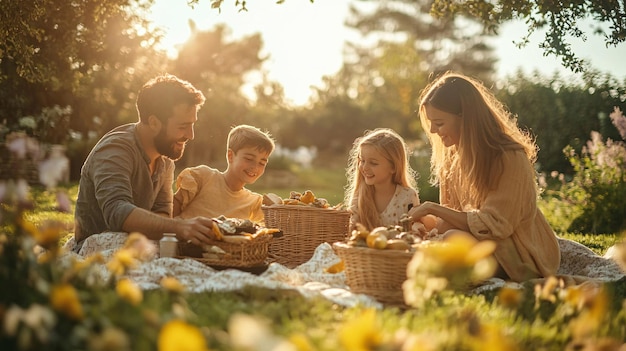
174,165,264,223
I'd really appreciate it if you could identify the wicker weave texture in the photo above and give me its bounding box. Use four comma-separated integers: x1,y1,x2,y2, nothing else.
333,242,414,305
262,205,350,268
178,234,272,268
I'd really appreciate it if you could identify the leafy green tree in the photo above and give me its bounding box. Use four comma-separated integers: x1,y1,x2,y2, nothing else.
430,0,626,73
497,70,626,174
349,0,497,82
0,0,161,126
0,0,166,179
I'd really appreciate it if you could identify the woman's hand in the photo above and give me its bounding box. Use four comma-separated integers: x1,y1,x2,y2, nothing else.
408,201,470,233
408,202,437,224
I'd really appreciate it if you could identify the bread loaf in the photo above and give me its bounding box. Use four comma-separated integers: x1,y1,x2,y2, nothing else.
262,192,284,205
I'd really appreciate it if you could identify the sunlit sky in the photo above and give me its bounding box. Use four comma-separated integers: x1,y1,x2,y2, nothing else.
149,0,626,106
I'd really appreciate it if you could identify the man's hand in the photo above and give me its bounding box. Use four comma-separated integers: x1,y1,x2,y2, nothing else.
177,217,216,246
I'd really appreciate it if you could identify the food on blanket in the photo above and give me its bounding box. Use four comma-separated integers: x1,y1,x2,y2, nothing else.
263,190,336,209
324,260,345,273
347,223,422,251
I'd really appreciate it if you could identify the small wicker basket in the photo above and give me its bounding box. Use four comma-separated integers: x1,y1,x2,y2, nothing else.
177,234,272,268
262,205,350,268
333,242,415,306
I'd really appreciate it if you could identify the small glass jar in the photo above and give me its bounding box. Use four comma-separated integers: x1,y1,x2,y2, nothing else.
160,233,178,258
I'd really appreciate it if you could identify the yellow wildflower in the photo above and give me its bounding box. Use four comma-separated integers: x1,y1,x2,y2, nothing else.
289,333,314,351
400,332,440,351
34,220,64,250
116,278,143,306
569,283,609,338
497,285,524,309
106,248,138,276
50,284,84,321
468,322,520,351
534,276,561,304
124,232,157,261
158,319,210,351
160,276,186,294
70,253,105,273
339,309,383,351
17,215,38,237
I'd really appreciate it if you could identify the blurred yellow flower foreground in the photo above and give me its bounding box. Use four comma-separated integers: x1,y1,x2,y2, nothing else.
403,231,497,307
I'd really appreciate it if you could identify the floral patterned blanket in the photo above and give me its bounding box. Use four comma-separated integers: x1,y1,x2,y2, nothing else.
62,234,625,307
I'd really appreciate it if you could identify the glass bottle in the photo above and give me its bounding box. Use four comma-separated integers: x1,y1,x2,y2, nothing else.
160,233,178,258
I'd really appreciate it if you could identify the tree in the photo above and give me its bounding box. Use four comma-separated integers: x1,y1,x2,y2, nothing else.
0,0,166,179
430,0,626,73
348,0,497,82
0,0,164,135
496,70,626,174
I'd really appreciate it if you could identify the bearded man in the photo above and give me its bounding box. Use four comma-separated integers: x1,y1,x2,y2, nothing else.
73,74,216,252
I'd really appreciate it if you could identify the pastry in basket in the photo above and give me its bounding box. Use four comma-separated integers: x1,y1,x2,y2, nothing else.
262,190,336,209
209,215,282,242
347,222,422,251
179,216,281,258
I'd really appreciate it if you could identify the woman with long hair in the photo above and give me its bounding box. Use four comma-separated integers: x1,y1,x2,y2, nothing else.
408,72,560,282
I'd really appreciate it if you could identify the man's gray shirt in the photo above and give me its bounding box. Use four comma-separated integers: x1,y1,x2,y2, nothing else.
74,123,174,246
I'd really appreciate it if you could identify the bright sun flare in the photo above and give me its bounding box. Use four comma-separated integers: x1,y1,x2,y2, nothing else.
148,0,349,106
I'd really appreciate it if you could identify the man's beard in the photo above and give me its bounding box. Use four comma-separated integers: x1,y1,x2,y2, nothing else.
154,128,186,161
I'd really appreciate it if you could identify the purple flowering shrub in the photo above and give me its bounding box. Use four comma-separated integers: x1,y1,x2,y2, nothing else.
558,107,626,234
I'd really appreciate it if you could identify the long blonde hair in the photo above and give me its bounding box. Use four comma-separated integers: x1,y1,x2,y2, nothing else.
418,72,537,205
344,128,417,230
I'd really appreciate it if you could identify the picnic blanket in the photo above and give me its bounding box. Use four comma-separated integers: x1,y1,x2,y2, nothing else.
62,234,625,306
63,233,381,308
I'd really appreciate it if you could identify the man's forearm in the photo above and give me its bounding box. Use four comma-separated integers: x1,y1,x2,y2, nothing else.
122,208,178,240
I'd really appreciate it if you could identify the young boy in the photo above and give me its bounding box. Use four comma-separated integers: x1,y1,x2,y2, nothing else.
173,124,275,224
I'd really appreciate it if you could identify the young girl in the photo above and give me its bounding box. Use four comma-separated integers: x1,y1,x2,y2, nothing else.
407,72,560,282
345,128,420,231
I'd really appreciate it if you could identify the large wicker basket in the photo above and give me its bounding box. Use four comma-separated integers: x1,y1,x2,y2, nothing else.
262,205,350,268
177,234,272,268
333,242,415,306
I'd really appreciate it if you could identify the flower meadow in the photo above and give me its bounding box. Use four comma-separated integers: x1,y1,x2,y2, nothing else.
1,111,626,350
